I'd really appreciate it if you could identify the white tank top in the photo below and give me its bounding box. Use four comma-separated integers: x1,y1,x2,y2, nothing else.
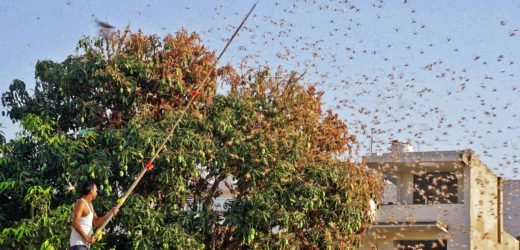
70,198,94,246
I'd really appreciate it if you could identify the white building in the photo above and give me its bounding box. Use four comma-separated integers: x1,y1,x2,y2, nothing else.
360,142,519,249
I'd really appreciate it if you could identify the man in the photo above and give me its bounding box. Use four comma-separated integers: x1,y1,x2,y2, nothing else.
70,181,119,250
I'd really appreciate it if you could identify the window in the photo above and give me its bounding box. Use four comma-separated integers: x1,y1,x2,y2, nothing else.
396,240,447,250
413,172,458,204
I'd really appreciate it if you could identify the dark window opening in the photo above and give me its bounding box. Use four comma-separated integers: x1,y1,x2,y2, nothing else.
396,240,448,250
413,172,458,204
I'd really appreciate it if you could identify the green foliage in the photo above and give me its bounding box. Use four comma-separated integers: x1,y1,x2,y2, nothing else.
0,188,72,249
0,29,381,249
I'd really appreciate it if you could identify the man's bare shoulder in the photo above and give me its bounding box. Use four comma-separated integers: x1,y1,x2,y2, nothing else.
73,199,86,212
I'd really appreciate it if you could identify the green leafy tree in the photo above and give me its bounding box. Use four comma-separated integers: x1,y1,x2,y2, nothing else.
0,29,382,249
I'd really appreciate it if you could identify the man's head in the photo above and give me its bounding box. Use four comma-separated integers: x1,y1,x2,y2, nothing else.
80,180,98,200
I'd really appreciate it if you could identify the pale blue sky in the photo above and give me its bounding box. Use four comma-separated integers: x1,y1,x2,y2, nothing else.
1,0,519,178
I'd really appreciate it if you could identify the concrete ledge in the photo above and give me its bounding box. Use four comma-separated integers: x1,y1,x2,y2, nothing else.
371,220,449,234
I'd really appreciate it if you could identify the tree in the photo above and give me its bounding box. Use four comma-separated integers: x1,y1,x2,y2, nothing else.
0,29,382,249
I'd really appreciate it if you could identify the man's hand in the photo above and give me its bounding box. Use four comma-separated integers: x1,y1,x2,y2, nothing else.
110,207,119,216
87,235,97,245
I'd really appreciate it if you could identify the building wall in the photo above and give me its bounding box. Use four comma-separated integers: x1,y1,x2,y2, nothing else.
398,172,413,204
458,168,466,204
503,231,520,250
469,157,500,249
382,180,397,205
362,230,450,250
468,158,519,249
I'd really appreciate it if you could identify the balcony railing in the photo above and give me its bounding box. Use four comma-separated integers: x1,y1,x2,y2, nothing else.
374,203,465,225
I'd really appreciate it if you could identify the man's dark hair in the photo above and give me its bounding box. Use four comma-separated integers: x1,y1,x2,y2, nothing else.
79,180,97,196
